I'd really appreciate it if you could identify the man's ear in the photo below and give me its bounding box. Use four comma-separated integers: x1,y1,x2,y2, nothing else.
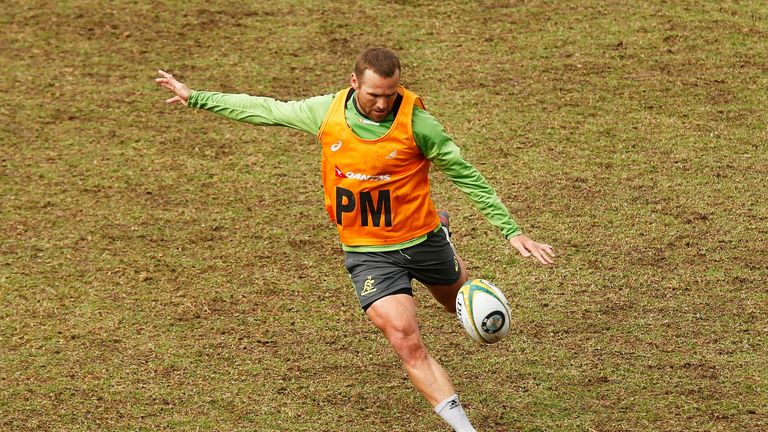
350,72,359,90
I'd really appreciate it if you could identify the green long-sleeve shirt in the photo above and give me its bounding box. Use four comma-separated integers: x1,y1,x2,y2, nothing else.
187,90,522,251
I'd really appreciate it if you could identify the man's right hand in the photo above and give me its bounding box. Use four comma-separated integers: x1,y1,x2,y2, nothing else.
155,70,191,105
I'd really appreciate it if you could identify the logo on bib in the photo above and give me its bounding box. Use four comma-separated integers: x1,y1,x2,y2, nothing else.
333,165,390,182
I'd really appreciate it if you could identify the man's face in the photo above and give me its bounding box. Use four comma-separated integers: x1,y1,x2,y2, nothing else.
350,69,400,122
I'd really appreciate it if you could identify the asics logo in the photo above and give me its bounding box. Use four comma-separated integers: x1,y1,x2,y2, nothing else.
330,141,343,152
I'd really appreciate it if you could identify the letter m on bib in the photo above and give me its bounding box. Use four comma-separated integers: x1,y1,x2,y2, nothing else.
360,190,392,227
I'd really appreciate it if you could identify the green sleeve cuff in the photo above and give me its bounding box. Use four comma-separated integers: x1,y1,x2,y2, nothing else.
504,227,523,240
187,90,201,108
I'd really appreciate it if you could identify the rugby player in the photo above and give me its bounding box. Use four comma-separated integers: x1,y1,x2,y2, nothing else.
156,48,554,431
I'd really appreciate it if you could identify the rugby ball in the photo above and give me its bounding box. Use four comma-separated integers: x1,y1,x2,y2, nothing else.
455,279,511,344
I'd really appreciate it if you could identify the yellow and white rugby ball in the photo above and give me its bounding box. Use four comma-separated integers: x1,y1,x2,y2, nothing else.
455,279,511,344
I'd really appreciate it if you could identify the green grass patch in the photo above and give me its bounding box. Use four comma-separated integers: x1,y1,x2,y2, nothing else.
2,0,766,430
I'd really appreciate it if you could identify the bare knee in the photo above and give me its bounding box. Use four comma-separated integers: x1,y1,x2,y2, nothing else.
385,324,428,368
365,294,430,368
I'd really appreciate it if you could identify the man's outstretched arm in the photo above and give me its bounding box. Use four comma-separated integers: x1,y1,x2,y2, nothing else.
154,70,331,135
413,108,555,265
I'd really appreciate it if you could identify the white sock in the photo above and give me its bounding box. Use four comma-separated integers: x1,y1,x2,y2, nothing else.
434,394,477,432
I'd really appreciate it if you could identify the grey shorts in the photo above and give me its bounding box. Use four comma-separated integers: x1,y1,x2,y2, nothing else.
344,227,461,311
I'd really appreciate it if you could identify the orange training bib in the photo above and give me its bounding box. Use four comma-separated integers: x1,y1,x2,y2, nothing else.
317,86,439,246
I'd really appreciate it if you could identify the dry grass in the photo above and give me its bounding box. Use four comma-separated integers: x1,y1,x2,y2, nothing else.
2,1,766,431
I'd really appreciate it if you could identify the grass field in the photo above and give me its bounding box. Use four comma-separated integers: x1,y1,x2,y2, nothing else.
2,1,767,431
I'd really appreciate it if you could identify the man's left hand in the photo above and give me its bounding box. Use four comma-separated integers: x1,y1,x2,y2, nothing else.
509,234,555,265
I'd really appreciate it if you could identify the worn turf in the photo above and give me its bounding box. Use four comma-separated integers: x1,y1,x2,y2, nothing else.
2,1,766,431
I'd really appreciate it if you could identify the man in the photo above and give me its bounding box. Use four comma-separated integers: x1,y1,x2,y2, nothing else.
156,48,554,432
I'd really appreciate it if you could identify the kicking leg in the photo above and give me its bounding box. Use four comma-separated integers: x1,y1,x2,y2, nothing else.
425,210,468,313
425,254,468,313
